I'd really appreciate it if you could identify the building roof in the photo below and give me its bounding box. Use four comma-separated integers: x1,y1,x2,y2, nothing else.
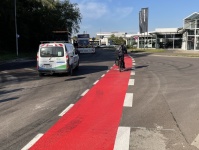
96,32,127,36
184,12,199,20
149,28,182,35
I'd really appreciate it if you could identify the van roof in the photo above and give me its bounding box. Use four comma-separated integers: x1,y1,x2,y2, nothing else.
40,41,70,44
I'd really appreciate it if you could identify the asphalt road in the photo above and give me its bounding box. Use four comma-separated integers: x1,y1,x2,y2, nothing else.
124,52,199,150
1,48,199,150
0,48,116,150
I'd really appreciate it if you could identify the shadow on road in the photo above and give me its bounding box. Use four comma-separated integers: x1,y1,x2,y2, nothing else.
65,77,86,81
0,88,24,95
0,97,19,103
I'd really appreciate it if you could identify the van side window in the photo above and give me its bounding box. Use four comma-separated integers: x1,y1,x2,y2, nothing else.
71,46,75,54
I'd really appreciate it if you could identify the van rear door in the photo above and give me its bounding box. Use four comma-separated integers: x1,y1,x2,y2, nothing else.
38,44,67,70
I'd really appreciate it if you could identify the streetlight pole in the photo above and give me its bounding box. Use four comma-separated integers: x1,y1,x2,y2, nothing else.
14,0,18,56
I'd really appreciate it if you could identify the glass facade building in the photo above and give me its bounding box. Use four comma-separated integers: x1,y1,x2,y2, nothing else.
132,28,183,49
127,12,199,50
182,12,199,50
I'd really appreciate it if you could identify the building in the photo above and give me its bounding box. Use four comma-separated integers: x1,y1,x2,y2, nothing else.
94,12,199,50
181,12,199,50
96,32,127,45
126,12,199,51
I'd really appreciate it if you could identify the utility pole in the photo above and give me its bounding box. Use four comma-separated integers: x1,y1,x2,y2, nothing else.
14,0,19,56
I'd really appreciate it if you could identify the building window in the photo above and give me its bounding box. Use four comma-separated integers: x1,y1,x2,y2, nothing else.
196,37,199,50
196,29,199,35
197,20,199,28
191,21,195,29
188,30,195,35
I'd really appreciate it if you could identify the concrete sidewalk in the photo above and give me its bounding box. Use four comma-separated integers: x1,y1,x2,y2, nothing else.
132,49,199,58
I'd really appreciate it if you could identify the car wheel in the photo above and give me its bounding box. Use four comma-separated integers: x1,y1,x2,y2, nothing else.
75,61,79,70
39,72,44,77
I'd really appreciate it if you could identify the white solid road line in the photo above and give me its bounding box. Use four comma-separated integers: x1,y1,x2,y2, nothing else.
21,133,43,150
124,93,133,107
58,104,74,117
1,71,8,74
93,80,99,85
191,134,199,149
128,79,134,86
114,127,130,150
81,89,89,96
6,75,18,80
24,68,35,71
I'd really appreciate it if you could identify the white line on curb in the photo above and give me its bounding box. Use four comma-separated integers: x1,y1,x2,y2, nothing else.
191,134,199,149
81,89,89,96
59,104,74,116
21,133,43,150
128,79,134,86
114,127,130,150
124,93,133,107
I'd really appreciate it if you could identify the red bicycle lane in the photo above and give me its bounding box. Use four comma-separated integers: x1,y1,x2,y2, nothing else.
30,55,132,150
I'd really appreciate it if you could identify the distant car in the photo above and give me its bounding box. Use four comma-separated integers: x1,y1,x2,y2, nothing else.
37,42,79,76
100,44,106,48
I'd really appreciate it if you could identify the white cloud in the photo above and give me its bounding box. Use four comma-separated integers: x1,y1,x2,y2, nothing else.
115,7,134,19
70,0,134,35
78,1,108,19
72,0,133,20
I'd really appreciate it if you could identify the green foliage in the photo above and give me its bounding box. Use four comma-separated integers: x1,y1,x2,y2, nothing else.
0,0,82,53
108,34,126,45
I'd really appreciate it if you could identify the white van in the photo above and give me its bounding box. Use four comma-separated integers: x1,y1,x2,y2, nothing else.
37,42,79,76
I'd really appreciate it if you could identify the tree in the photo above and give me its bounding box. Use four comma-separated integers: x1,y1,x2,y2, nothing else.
35,0,56,8
108,34,126,45
0,0,82,52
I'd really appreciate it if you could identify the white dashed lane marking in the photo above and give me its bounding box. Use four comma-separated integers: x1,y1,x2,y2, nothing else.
58,104,74,117
81,89,89,96
114,127,131,150
128,79,134,86
21,134,43,150
124,93,133,107
93,80,99,85
131,71,135,75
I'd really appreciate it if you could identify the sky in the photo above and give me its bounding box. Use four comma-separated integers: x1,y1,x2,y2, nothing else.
69,0,199,37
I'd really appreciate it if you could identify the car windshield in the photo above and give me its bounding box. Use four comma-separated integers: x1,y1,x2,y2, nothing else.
40,47,64,57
